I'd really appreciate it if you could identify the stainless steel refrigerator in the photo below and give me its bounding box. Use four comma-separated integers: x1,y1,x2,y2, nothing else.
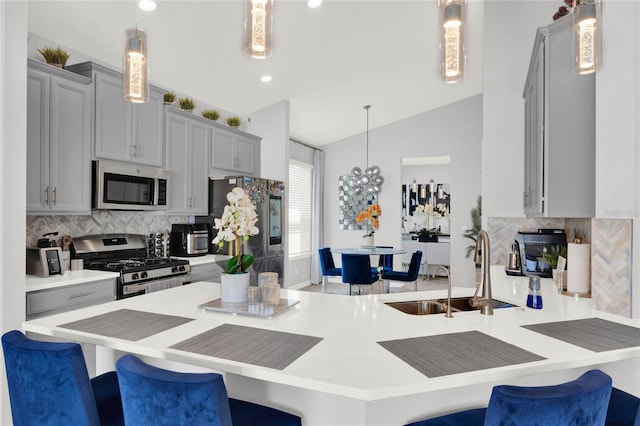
196,176,285,285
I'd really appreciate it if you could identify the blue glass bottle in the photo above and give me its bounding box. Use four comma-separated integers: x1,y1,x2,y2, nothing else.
526,276,543,309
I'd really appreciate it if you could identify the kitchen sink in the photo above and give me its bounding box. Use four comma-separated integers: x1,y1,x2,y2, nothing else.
385,297,516,316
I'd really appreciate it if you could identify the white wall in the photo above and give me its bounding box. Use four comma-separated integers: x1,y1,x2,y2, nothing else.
595,1,640,318
0,2,28,423
323,95,482,287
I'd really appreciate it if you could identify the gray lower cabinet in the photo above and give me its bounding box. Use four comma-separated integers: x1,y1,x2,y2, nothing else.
66,62,165,167
27,60,91,214
211,127,261,176
190,262,223,283
26,278,116,320
165,109,210,215
523,18,595,217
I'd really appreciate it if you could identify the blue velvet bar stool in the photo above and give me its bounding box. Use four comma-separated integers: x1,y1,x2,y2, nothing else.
606,387,640,426
116,354,301,426
405,369,612,426
382,250,422,292
1,330,124,426
341,253,380,295
318,247,342,293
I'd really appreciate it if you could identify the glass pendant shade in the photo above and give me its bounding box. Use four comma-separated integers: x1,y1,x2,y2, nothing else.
244,0,273,59
573,0,601,75
439,0,465,84
124,28,149,103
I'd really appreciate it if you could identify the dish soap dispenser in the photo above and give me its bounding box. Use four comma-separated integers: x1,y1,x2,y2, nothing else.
527,275,543,309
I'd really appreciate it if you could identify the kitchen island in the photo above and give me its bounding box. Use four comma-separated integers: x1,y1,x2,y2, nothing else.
23,266,640,425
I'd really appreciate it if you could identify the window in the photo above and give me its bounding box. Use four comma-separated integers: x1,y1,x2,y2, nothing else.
288,160,313,258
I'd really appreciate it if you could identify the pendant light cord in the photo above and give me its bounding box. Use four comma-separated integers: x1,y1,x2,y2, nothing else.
364,105,371,169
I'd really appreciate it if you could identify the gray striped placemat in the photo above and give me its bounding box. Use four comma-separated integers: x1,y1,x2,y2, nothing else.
171,323,323,370
378,330,545,378
59,309,194,341
522,318,640,352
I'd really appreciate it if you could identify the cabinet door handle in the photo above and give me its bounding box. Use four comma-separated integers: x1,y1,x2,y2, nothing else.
52,187,57,205
69,292,92,300
44,186,50,205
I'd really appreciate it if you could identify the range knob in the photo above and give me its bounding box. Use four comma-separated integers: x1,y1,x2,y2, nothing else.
171,266,178,273
141,271,148,279
178,265,186,272
131,273,139,281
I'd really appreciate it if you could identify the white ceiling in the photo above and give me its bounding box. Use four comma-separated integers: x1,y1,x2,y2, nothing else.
28,0,483,145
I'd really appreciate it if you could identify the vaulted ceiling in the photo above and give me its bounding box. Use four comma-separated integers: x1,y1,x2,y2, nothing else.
28,0,483,145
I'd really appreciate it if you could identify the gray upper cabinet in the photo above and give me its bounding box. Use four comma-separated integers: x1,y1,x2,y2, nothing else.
27,60,91,214
523,18,595,218
66,62,165,167
211,127,261,176
165,109,210,215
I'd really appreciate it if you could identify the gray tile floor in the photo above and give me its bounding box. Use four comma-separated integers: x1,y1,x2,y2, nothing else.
298,276,449,296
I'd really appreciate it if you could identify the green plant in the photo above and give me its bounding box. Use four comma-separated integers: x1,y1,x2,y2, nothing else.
178,97,195,111
37,46,70,67
463,195,482,258
202,109,220,121
163,92,177,103
538,245,568,269
226,116,241,127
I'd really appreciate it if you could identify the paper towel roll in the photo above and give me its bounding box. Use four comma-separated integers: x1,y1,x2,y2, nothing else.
567,243,591,294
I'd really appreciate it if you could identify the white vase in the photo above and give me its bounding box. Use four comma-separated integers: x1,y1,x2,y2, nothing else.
220,272,250,303
362,235,375,248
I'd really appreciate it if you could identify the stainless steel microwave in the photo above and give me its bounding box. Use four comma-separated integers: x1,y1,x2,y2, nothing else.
93,160,169,210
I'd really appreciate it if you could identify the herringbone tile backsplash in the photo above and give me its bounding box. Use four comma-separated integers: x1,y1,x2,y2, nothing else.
26,212,190,247
487,216,632,318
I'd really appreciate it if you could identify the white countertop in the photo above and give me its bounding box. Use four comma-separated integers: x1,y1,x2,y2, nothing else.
175,254,228,267
25,269,119,293
23,266,640,424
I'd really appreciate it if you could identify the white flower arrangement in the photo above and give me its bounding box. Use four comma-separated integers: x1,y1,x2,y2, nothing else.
212,187,259,273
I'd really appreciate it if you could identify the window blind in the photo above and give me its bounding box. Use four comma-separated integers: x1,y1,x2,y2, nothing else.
288,160,313,257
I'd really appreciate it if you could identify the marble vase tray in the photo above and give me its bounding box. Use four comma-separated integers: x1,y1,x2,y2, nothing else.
197,298,299,319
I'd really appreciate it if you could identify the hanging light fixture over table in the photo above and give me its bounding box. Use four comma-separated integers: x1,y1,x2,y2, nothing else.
573,0,601,74
439,0,465,84
244,0,273,59
350,105,384,197
124,27,149,103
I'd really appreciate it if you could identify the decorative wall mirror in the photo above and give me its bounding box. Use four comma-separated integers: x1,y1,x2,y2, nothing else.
338,175,377,230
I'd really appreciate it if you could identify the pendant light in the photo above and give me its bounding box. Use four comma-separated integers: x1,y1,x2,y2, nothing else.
244,0,273,59
350,105,384,197
573,0,601,75
439,0,465,84
124,27,149,103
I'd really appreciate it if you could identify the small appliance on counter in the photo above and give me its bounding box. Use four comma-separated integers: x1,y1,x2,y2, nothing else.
505,229,567,278
169,223,209,257
26,247,65,277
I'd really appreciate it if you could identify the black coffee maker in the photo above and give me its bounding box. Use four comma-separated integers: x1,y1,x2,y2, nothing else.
505,229,567,278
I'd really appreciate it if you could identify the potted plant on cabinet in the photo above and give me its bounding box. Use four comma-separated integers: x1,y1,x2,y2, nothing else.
178,97,195,112
163,92,177,106
202,109,220,121
37,46,70,68
212,187,259,303
226,116,241,128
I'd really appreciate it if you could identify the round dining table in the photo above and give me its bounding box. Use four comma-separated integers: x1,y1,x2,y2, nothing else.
332,247,406,255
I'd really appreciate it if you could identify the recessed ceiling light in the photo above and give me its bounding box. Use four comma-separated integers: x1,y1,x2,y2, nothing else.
307,0,322,8
138,0,156,11
260,75,273,83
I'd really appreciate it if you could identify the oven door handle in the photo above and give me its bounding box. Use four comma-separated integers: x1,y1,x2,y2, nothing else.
122,282,148,296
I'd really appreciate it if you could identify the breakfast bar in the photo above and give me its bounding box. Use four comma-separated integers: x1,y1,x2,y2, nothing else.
22,267,640,426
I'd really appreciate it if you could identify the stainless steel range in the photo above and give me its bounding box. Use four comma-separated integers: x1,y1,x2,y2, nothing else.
72,234,191,299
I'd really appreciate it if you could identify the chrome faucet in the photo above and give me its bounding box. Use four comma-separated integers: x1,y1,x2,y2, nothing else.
471,229,494,315
434,265,453,318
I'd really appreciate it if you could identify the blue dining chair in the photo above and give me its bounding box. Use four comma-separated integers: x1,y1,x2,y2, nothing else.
1,330,124,426
405,369,612,426
382,250,423,292
376,246,394,273
341,253,380,295
116,354,301,426
318,247,342,293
